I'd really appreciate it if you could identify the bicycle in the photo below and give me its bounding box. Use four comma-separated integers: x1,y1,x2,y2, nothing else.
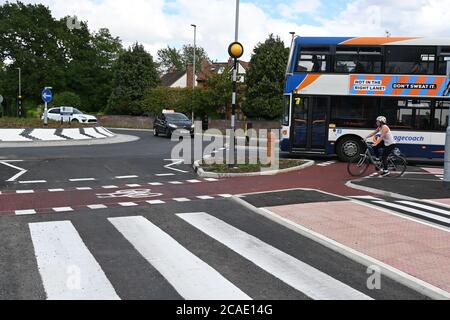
347,140,407,177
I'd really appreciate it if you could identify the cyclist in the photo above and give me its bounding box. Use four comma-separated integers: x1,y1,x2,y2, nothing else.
365,116,397,177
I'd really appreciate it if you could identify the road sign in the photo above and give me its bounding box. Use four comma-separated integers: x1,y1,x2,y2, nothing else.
42,88,53,103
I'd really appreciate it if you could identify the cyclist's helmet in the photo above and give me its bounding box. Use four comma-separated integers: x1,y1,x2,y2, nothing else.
376,116,387,124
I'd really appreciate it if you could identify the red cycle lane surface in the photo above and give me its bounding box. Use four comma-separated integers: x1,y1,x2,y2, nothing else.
0,162,369,215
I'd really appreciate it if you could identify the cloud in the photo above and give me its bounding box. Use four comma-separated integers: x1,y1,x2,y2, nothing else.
278,0,322,18
2,0,450,62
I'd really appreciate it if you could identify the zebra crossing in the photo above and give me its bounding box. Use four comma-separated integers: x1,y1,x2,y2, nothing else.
350,196,450,228
18,212,376,300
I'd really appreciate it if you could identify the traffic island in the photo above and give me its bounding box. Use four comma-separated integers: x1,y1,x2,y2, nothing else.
194,159,314,178
0,127,115,142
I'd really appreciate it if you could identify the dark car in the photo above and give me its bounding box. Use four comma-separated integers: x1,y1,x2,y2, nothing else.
153,111,194,138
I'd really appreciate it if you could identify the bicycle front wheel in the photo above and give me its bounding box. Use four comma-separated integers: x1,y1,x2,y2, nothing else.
348,155,370,177
387,156,407,178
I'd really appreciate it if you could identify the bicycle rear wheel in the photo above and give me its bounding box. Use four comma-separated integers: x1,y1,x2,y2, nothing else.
387,156,407,178
348,155,370,177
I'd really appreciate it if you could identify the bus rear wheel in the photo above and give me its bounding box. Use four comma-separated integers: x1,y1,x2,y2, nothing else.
337,137,364,162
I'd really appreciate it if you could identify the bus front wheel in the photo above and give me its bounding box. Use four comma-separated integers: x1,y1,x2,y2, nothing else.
337,137,364,162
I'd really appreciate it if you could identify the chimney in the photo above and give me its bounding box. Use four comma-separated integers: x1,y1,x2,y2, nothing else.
186,63,194,88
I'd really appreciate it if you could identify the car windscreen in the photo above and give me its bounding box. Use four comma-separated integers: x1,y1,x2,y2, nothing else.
73,109,83,114
165,113,189,121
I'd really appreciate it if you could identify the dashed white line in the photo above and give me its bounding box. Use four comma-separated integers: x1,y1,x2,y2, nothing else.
148,182,163,186
118,202,139,207
155,173,175,177
196,196,215,200
173,198,191,202
218,194,233,198
169,181,183,185
15,209,37,215
102,185,119,189
126,184,142,187
116,175,139,179
52,207,74,212
19,180,47,184
204,178,219,182
69,178,96,182
48,189,65,192
146,200,166,205
187,179,201,183
16,190,34,194
87,204,108,210
76,187,93,191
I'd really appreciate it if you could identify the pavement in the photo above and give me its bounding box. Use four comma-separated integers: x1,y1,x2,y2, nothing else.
0,129,447,300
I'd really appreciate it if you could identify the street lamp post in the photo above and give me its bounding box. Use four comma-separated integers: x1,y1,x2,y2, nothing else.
16,67,21,117
191,24,197,122
290,32,295,46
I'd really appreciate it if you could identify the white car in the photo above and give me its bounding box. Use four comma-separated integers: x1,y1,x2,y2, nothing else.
42,107,98,124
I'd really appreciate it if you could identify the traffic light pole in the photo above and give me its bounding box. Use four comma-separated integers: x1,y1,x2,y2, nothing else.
228,0,240,168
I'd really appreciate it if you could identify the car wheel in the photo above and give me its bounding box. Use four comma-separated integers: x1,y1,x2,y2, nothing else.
336,137,364,162
71,119,79,123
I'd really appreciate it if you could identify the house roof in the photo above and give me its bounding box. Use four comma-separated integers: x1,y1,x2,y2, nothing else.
160,70,186,87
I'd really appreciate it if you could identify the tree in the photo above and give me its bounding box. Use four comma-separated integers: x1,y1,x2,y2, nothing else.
181,45,209,72
0,2,123,114
157,46,184,74
51,92,82,108
243,34,289,120
106,43,159,115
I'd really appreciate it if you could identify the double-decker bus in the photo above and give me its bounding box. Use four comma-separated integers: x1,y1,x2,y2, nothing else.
280,37,450,161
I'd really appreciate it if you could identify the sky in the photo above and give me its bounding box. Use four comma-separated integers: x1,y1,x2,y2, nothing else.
3,0,450,61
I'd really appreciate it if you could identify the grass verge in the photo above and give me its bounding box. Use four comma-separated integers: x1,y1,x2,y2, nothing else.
201,159,307,173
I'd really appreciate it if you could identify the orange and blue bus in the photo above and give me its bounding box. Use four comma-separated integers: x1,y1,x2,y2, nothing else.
281,37,450,161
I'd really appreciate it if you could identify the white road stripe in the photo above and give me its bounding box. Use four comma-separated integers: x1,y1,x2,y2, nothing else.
1,160,28,182
115,175,138,179
374,201,450,224
155,173,175,177
15,209,37,215
102,185,118,189
178,213,372,300
87,204,108,210
19,180,47,184
397,201,450,217
148,182,163,186
118,202,138,207
48,189,65,192
169,181,183,185
204,178,219,182
173,198,191,202
69,178,96,182
187,179,201,183
146,200,165,205
109,216,250,300
53,207,74,212
350,196,382,200
197,196,215,200
126,184,141,187
76,187,92,191
219,194,233,198
16,190,34,194
29,221,120,300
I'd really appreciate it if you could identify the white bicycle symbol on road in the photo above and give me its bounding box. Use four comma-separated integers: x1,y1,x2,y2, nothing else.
96,189,163,199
